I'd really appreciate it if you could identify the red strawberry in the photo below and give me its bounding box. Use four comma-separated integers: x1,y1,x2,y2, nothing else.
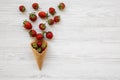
47,19,54,25
37,41,42,47
19,5,26,12
29,29,37,37
23,20,32,30
46,31,53,39
54,16,60,22
29,13,37,22
58,2,65,10
36,33,44,40
39,23,46,30
38,11,48,19
49,7,56,15
32,3,39,10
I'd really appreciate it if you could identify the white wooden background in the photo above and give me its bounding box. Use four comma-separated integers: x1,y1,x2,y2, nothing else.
0,0,120,80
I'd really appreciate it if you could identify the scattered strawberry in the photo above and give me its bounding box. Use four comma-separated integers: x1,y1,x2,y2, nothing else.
36,33,44,40
19,3,66,54
37,41,42,47
39,23,46,30
19,5,26,12
49,7,56,15
23,20,32,30
29,13,37,22
41,42,47,51
54,16,60,22
58,2,65,10
46,31,53,39
47,19,54,25
38,11,48,19
37,47,42,53
29,29,37,37
32,42,38,49
32,3,39,10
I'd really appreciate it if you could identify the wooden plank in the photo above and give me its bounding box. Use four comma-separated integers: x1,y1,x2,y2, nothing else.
0,0,120,80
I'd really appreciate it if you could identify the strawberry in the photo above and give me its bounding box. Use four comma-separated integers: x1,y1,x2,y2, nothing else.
29,29,37,37
37,41,42,47
32,3,39,10
49,7,56,15
37,47,42,53
23,20,32,30
36,33,44,40
39,23,46,30
38,11,48,19
54,16,60,22
47,19,54,25
58,2,65,10
29,13,37,22
46,31,53,39
19,5,26,12
41,42,47,51
32,42,38,49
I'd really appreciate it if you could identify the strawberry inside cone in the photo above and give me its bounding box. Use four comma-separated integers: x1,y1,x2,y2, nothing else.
31,40,47,53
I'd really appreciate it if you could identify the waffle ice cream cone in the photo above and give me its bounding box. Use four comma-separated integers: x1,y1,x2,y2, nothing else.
31,40,47,70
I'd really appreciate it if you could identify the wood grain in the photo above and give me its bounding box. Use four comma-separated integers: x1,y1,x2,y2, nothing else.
0,0,120,80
